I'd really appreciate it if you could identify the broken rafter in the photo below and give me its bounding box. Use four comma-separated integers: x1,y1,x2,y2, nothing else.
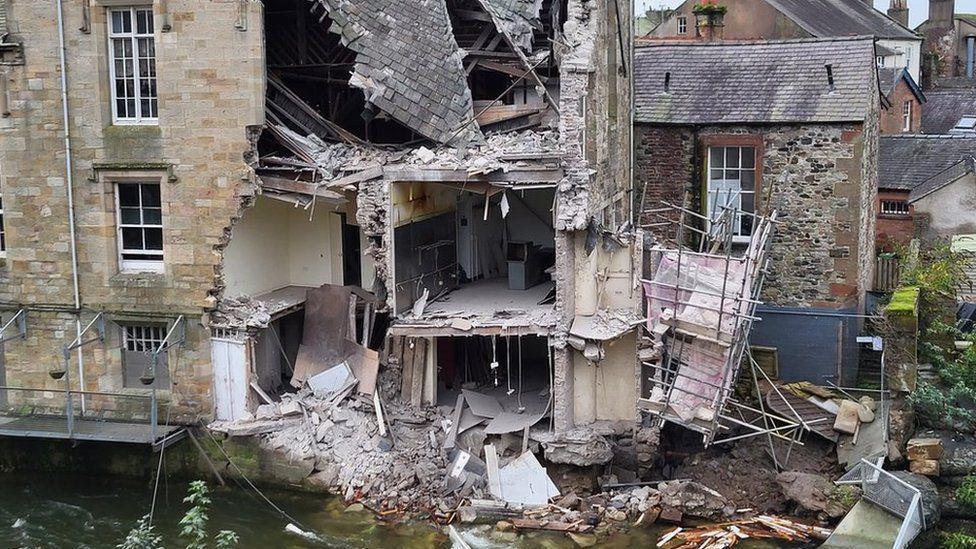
266,74,363,145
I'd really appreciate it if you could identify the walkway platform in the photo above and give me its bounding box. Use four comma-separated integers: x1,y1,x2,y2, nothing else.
0,414,185,450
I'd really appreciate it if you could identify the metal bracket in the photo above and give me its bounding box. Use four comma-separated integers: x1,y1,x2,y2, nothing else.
0,309,27,344
146,315,187,381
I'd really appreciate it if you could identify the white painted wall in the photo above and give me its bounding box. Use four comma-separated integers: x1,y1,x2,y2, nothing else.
913,173,976,237
878,39,923,82
572,332,639,423
223,196,345,297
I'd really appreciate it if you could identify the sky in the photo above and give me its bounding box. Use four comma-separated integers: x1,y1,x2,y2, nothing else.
634,0,976,28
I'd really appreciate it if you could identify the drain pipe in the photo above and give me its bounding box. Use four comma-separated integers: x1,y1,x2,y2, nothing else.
55,0,86,408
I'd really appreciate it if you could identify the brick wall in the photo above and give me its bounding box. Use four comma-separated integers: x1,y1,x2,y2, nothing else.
879,79,923,135
0,1,265,420
876,189,915,250
633,125,695,235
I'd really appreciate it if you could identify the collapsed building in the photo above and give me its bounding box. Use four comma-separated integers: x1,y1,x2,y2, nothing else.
0,0,636,474
211,0,637,436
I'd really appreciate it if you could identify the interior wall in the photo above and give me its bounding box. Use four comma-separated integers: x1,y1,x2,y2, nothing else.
572,332,638,423
504,189,556,250
223,196,345,297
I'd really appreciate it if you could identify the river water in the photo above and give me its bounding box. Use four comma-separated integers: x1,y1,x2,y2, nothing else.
0,473,799,548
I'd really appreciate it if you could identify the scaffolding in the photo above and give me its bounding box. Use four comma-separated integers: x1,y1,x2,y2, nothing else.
638,200,814,459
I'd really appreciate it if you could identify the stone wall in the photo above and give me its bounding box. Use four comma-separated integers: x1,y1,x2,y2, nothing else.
0,1,265,419
634,122,877,309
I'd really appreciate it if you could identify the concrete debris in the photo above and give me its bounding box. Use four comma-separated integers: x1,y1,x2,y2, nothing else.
210,295,272,330
775,471,857,519
658,480,733,520
538,429,614,466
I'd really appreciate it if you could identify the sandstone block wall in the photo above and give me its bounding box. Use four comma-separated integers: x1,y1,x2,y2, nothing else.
0,0,265,419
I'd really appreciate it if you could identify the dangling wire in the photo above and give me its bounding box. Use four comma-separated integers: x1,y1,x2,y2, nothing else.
490,335,499,387
516,334,524,411
506,334,514,395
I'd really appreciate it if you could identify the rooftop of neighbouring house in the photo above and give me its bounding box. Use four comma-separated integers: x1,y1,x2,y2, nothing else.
920,88,976,134
877,67,924,102
764,0,919,40
634,37,878,125
879,134,976,190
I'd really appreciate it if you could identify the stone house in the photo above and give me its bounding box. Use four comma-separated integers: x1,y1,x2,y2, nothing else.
0,0,635,444
646,0,922,82
634,37,881,385
916,0,976,84
878,67,926,135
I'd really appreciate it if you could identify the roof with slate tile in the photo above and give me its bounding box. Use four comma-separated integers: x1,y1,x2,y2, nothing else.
314,0,481,146
765,0,919,40
877,67,924,103
909,156,976,202
634,37,877,125
477,0,543,53
920,89,976,134
879,135,976,190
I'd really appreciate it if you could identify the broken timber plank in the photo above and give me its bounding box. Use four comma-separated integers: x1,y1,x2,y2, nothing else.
509,519,592,533
485,444,502,500
410,338,427,406
444,393,465,450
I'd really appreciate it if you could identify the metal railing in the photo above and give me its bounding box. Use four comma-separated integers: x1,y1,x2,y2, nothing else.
837,458,924,549
0,386,161,441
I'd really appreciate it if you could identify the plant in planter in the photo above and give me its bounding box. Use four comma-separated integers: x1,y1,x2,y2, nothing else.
693,0,727,32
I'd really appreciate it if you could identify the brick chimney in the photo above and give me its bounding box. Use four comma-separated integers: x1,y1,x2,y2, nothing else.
694,1,726,41
888,0,909,27
929,0,956,25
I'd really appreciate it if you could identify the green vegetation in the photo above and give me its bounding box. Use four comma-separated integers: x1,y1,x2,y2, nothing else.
912,321,976,430
886,285,919,316
118,481,238,549
942,532,976,549
692,1,727,15
957,475,976,513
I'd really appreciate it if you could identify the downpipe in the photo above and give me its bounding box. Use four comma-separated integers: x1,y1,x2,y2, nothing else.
55,0,86,411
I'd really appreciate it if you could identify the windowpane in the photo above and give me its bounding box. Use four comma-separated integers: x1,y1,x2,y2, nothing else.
741,170,756,190
140,182,161,207
741,147,755,169
144,227,163,250
725,147,740,168
709,148,724,168
136,9,154,35
109,9,157,123
120,207,141,224
121,227,143,250
118,183,140,206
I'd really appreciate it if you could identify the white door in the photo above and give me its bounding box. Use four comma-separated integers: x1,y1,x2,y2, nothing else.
211,334,248,421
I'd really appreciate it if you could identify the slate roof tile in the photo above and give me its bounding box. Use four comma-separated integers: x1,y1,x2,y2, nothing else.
634,37,877,125
920,89,976,134
765,0,918,40
879,135,976,190
316,0,481,145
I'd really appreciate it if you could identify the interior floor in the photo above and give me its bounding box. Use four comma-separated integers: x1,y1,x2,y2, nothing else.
425,278,556,317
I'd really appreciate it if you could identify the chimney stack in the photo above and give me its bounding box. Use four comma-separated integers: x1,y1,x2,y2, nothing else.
929,0,956,25
888,0,909,27
693,1,726,42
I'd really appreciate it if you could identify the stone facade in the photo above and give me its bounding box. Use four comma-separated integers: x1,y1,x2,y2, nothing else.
0,1,264,420
635,121,879,310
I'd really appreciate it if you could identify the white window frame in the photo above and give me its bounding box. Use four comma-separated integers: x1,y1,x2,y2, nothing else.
876,55,886,68
677,16,687,34
121,323,170,389
107,6,158,125
880,200,910,217
902,100,912,132
115,181,164,273
706,146,757,243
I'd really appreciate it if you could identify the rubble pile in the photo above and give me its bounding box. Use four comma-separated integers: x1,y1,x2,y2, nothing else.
268,126,560,178
259,388,472,516
209,295,272,330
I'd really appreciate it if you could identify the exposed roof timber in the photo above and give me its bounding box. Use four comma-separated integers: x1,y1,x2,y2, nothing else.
257,174,348,203
383,167,562,183
387,324,553,337
309,0,482,146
